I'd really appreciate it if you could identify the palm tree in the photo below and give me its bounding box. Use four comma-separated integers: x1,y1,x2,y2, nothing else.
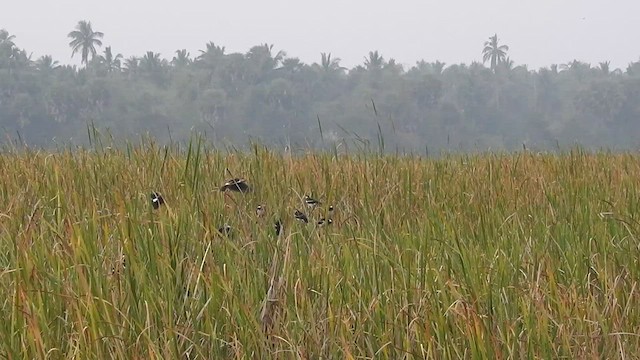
0,29,16,67
140,51,162,70
36,55,59,71
123,56,139,73
172,49,191,67
198,42,225,59
560,59,590,73
626,61,640,76
0,31,31,70
412,60,429,73
140,51,167,85
320,52,344,72
0,29,16,49
384,58,403,74
9,48,32,69
432,61,446,75
561,60,592,82
499,57,515,71
196,42,225,70
247,43,286,70
280,57,303,73
364,50,384,70
598,61,610,75
266,44,286,67
482,34,509,73
67,20,104,65
101,46,122,72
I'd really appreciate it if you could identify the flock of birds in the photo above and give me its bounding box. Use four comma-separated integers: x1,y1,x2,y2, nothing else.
149,177,334,237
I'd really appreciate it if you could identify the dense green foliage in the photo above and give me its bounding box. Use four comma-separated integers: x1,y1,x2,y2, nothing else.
1,139,639,358
1,26,640,151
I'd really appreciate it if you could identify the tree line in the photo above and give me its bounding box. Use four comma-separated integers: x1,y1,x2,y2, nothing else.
1,21,639,152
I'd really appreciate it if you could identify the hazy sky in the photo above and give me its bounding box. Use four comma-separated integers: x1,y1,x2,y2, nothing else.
2,0,638,70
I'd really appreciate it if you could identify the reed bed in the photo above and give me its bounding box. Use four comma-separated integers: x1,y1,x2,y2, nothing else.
0,141,639,359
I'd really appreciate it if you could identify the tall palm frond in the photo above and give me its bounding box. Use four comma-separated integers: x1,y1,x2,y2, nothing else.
67,20,104,65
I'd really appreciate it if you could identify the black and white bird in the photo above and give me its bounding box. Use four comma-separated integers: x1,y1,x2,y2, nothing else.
294,209,309,223
220,178,250,193
218,224,232,236
151,192,164,209
274,219,283,236
317,218,333,227
304,195,321,208
256,204,266,218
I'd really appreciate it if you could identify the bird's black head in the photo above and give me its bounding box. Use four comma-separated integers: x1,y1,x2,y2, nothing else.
151,192,164,209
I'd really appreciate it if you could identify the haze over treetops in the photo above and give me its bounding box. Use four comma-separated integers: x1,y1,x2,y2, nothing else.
1,24,639,152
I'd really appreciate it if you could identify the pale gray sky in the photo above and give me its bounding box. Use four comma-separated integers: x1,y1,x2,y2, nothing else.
2,0,638,70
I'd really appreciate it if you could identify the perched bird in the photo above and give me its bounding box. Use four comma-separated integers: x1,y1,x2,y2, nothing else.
317,218,333,227
304,195,321,208
256,204,266,218
151,192,164,209
294,209,309,223
274,219,283,236
111,255,126,275
218,224,232,236
220,178,250,193
327,205,335,218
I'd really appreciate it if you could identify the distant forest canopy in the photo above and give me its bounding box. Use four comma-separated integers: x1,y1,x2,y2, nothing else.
1,21,640,152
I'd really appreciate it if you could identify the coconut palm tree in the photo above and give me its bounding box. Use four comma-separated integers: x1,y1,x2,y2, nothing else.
431,60,447,75
140,51,168,85
198,42,225,61
320,52,344,72
172,49,191,67
364,50,384,71
0,31,31,72
36,55,59,71
0,29,17,68
9,48,32,69
195,43,225,76
626,61,640,76
140,51,163,70
280,57,303,73
0,29,16,49
247,43,286,70
384,58,403,74
67,20,104,65
499,57,515,71
482,34,509,73
100,46,122,72
560,60,583,71
123,56,138,72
